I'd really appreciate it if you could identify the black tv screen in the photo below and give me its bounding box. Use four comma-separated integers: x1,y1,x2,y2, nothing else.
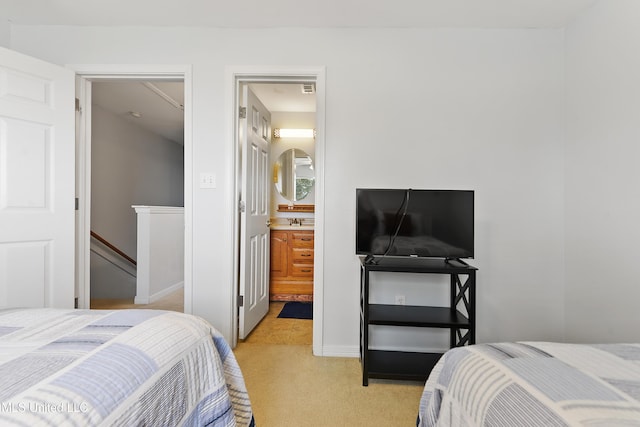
356,188,474,259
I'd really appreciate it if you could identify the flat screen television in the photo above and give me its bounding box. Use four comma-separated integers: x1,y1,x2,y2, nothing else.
356,188,474,260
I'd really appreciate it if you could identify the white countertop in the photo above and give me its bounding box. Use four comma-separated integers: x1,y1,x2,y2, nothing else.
270,224,314,230
270,218,314,230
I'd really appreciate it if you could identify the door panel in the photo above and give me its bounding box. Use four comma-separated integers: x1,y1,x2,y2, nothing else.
239,85,271,339
0,47,75,308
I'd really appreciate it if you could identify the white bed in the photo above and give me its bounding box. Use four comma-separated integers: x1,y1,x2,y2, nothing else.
418,342,640,426
0,308,254,426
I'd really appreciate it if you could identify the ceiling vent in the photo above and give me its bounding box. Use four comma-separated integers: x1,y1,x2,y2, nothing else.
301,83,315,95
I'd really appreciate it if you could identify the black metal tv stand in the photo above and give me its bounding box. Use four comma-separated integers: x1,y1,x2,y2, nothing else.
359,256,477,386
445,257,469,267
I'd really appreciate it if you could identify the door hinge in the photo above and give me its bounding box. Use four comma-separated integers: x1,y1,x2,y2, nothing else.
75,197,79,210
239,106,247,119
238,296,244,307
75,98,82,113
238,200,246,213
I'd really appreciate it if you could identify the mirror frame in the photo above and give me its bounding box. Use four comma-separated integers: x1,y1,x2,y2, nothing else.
273,148,315,202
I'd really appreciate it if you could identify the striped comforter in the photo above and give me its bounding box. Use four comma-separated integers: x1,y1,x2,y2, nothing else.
418,342,640,426
0,308,253,426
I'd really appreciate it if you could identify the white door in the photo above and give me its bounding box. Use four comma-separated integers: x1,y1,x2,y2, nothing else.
238,85,271,339
0,47,75,308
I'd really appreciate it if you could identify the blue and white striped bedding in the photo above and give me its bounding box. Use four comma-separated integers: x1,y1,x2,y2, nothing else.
0,308,254,426
418,342,640,426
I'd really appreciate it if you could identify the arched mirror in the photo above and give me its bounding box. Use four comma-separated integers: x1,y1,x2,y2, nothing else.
274,148,315,202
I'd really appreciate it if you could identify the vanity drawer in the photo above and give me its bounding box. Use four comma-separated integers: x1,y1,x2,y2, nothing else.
291,264,314,277
292,248,314,262
290,231,314,248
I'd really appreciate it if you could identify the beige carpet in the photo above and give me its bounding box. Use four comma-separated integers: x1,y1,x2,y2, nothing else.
90,288,184,312
234,303,425,427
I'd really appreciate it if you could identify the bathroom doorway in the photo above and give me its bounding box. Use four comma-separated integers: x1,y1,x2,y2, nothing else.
230,67,326,354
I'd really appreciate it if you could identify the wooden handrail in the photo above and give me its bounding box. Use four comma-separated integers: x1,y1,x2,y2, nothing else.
90,231,137,266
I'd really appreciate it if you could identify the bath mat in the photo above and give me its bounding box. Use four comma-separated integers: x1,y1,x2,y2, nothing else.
277,302,313,320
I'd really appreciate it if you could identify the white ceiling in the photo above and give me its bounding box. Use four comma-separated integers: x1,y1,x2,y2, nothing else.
249,84,317,113
92,81,186,145
91,81,316,145
40,0,595,144
4,0,597,29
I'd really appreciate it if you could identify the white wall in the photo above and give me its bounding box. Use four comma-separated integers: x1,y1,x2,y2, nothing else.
133,206,184,304
90,250,136,299
564,0,640,342
91,104,184,259
0,20,9,48
321,29,566,350
11,26,566,350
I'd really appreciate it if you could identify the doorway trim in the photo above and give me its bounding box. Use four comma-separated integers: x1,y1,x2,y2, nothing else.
70,64,193,314
227,66,326,355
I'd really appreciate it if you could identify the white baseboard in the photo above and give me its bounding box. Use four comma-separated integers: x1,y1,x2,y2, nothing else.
135,281,184,305
318,345,359,358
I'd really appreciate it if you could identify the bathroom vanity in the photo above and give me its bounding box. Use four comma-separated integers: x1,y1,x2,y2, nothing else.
270,148,315,301
270,226,314,301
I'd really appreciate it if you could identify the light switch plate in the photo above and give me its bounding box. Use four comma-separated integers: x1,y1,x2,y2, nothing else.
199,173,216,189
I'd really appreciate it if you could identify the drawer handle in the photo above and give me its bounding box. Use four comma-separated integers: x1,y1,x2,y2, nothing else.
301,254,311,257
300,269,312,273
300,238,312,241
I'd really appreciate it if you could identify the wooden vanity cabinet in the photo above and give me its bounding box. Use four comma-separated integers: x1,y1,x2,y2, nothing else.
270,231,289,279
270,229,314,299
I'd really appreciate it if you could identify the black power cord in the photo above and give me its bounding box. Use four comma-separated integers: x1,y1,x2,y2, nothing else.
375,189,411,262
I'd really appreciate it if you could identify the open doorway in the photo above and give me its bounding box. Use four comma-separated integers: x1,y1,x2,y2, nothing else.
230,67,326,355
239,82,316,343
87,80,185,312
74,65,193,315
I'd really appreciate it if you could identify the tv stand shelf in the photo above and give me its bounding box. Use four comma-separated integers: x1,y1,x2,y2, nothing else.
368,304,470,327
359,256,477,386
367,350,442,382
